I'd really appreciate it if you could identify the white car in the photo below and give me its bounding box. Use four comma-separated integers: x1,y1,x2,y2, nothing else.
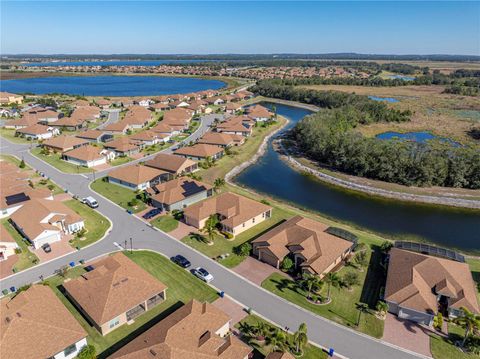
82,196,98,208
192,267,213,283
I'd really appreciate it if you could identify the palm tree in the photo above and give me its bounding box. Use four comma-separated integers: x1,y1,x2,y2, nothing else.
266,329,288,353
356,302,370,327
213,177,226,193
300,273,322,300
293,323,308,354
376,301,389,319
324,272,341,301
201,214,219,244
354,251,368,271
455,307,480,347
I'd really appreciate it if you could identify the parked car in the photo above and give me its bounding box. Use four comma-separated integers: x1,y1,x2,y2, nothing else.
42,243,52,253
82,196,98,208
171,254,191,268
143,208,162,219
192,267,213,283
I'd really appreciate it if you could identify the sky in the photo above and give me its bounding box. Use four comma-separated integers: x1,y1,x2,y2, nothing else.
1,1,479,55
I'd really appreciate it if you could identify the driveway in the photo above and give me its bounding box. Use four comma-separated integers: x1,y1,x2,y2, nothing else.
33,239,76,263
383,313,432,358
212,296,248,325
233,256,287,286
169,221,199,240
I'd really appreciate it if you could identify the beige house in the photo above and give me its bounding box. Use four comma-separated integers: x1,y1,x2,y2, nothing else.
174,143,224,161
0,91,23,104
198,132,245,148
42,135,89,153
252,216,354,277
64,253,168,336
0,225,19,261
108,300,252,359
145,153,198,175
63,145,114,168
108,165,169,190
183,192,272,236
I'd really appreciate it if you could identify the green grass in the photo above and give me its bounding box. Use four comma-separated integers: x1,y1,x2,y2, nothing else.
151,215,178,232
45,251,218,357
181,204,290,268
91,178,146,213
1,219,39,272
466,257,480,302
31,147,92,173
0,128,35,144
110,156,132,166
261,246,385,338
142,143,170,155
236,315,328,359
430,323,477,359
63,199,110,248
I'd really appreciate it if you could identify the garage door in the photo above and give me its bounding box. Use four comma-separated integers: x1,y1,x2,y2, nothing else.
398,307,433,326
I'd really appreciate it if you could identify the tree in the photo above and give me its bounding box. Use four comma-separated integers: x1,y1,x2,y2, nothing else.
356,302,370,327
324,272,341,301
433,313,443,331
343,272,360,290
266,328,288,353
213,177,226,193
77,344,96,359
455,307,480,347
300,273,323,300
19,159,26,168
376,301,389,318
234,242,252,257
380,241,393,253
292,323,308,354
354,251,369,271
202,214,219,244
280,256,294,272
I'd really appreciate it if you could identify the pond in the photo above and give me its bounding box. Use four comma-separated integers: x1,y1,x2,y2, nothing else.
235,102,480,253
368,96,399,103
0,75,225,97
376,131,462,147
387,75,416,81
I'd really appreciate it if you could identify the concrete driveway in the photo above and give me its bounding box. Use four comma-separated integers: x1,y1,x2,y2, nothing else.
233,256,287,286
33,239,76,263
212,296,248,325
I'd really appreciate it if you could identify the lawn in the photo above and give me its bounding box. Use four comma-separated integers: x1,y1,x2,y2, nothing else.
151,215,178,233
110,156,132,166
91,178,147,213
466,257,480,303
142,143,170,155
236,314,328,359
1,219,39,273
0,128,35,144
45,251,218,357
30,147,93,173
63,199,110,248
260,245,385,338
430,323,478,359
181,204,290,268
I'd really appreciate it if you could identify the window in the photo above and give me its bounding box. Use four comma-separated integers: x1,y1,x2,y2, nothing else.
109,317,120,329
242,223,245,227
252,217,255,224
63,343,77,357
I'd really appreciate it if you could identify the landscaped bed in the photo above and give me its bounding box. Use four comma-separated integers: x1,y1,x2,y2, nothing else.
91,177,147,213
430,322,479,359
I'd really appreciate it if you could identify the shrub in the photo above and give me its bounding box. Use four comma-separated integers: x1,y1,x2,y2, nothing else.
380,241,393,253
77,344,97,359
47,184,55,191
128,198,139,207
343,271,360,289
260,199,270,205
19,159,26,168
433,313,443,331
221,231,234,239
234,242,252,257
280,256,294,271
76,228,87,239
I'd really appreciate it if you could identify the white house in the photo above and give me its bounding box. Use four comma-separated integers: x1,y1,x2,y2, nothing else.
63,145,114,168
139,99,154,107
15,124,59,140
0,225,19,261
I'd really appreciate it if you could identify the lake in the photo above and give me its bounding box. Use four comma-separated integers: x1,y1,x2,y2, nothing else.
368,96,399,103
376,131,462,147
388,75,416,81
235,102,480,253
0,76,225,97
21,59,220,67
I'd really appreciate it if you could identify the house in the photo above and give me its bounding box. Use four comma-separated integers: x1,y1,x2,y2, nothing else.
15,124,59,140
10,198,85,249
145,153,198,175
138,99,154,107
129,130,168,146
266,352,295,359
205,97,225,106
148,177,213,211
63,145,114,168
63,253,168,336
3,114,38,129
187,100,208,114
123,105,153,129
225,102,242,114
171,100,190,108
103,137,141,157
42,135,89,153
174,144,224,161
252,216,355,277
107,300,252,359
34,109,61,124
104,121,131,134
95,98,112,109
234,90,254,101
108,165,169,190
0,225,19,261
49,116,88,131
198,132,245,148
384,246,480,326
216,116,253,137
76,129,113,143
183,192,272,236
0,91,23,104
150,102,171,112
163,108,194,130
0,285,87,359
151,122,179,136
246,104,273,122
70,105,101,121
0,108,17,119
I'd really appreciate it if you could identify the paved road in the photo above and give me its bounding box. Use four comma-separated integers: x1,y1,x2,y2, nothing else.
0,135,423,359
95,109,121,130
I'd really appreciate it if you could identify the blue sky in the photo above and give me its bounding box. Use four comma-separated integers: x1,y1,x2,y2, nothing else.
1,1,479,55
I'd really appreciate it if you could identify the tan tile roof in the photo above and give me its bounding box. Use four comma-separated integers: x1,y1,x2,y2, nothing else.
42,135,89,151
15,124,51,135
51,116,87,127
163,108,193,126
174,144,224,159
385,248,480,314
246,105,273,119
10,198,83,240
4,115,38,128
108,300,252,359
76,129,107,140
123,106,152,126
109,165,166,185
150,178,211,205
71,105,100,120
198,132,243,147
266,352,295,359
151,123,175,134
145,153,197,174
64,144,106,162
0,285,87,359
252,216,353,275
184,192,272,228
129,130,160,142
104,137,139,152
0,225,16,244
104,121,130,132
63,253,167,325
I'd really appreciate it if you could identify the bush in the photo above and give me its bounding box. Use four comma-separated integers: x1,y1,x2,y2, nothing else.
234,242,252,257
433,313,443,331
280,256,294,271
260,199,270,205
380,241,393,253
128,198,139,207
343,271,360,289
76,228,87,239
221,231,234,239
47,184,55,191
19,159,26,168
171,210,184,221
77,344,97,359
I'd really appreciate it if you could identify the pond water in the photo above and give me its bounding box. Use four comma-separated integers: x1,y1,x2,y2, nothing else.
235,102,480,253
21,59,220,67
388,75,416,81
368,96,399,103
0,75,225,97
376,131,462,147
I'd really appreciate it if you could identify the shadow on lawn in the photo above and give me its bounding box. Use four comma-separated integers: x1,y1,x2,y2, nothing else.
359,245,386,308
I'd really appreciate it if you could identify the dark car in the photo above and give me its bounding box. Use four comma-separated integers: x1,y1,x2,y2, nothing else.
171,254,191,268
142,208,162,219
42,243,52,253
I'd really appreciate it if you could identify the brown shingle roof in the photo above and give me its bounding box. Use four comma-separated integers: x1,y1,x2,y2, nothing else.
184,192,272,228
63,253,167,326
109,165,166,186
0,285,87,359
15,124,51,135
64,144,106,162
266,352,295,359
76,129,107,140
150,178,211,205
104,137,139,152
385,248,480,314
145,153,197,174
174,144,224,159
198,132,244,147
108,300,252,359
163,108,193,126
123,106,152,126
42,135,89,151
